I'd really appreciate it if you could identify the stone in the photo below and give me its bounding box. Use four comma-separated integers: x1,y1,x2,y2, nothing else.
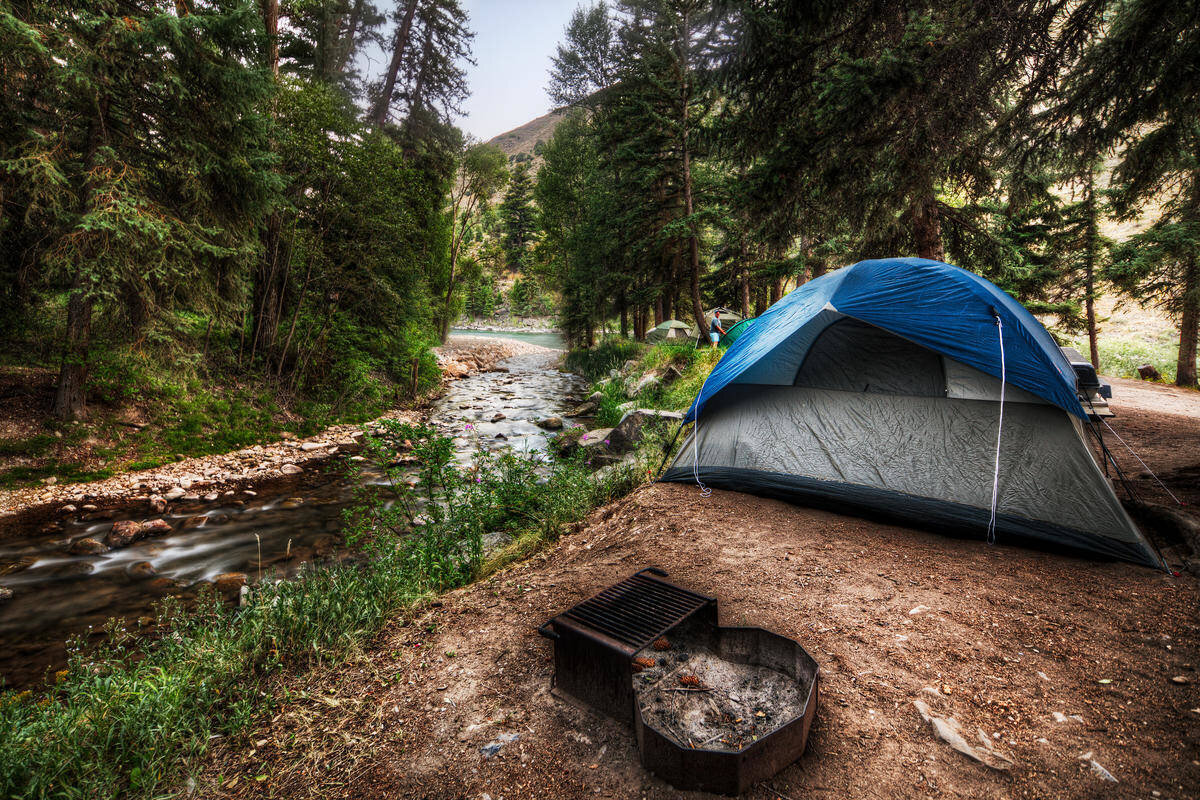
164,487,186,501
536,416,564,430
127,561,156,579
148,495,168,514
59,504,77,515
69,537,108,556
106,520,144,547
40,476,57,485
587,391,604,404
491,412,506,422
280,463,303,475
181,515,208,530
1136,364,1161,381
0,586,11,603
177,474,202,489
625,372,661,398
203,492,220,502
300,441,323,452
569,401,598,417
607,409,684,453
141,518,173,536
913,699,1013,770
213,572,248,592
1079,751,1117,782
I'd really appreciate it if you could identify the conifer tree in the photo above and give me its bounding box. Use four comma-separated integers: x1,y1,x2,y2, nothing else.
499,163,538,270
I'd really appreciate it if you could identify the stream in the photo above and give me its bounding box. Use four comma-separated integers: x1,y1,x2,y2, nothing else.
0,334,586,690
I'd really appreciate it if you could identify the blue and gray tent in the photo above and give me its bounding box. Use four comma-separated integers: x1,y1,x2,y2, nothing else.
661,258,1162,568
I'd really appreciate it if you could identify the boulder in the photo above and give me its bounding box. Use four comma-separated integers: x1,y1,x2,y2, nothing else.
140,519,173,536
1137,364,1161,381
106,520,144,548
608,409,684,454
625,372,661,398
148,495,168,514
536,416,564,430
213,572,248,592
127,561,156,580
568,401,597,417
69,537,109,556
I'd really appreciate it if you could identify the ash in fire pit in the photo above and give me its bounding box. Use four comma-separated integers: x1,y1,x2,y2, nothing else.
633,629,806,752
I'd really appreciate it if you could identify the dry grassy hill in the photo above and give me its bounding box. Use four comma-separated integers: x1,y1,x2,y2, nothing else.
486,109,566,170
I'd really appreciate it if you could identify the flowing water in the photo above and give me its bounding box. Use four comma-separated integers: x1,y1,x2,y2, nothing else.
0,336,585,689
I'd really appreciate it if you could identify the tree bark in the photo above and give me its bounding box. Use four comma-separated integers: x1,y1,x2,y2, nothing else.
261,0,280,75
1083,173,1101,368
680,12,706,335
739,266,751,318
54,286,93,420
912,191,944,261
370,0,419,126
1178,258,1199,388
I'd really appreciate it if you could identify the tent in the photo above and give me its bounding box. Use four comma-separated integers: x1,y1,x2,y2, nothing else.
720,317,755,347
647,320,695,343
661,258,1162,568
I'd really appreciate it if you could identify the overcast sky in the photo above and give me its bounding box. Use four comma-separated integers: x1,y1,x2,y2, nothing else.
455,0,581,140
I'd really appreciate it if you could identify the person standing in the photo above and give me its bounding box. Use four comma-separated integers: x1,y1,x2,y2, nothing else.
709,310,726,347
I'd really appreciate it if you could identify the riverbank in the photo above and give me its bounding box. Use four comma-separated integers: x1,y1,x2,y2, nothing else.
192,383,1200,800
0,337,540,526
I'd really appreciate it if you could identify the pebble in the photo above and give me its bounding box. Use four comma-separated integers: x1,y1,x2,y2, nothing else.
280,464,303,475
164,487,186,500
0,586,12,602
203,492,220,502
1170,675,1189,685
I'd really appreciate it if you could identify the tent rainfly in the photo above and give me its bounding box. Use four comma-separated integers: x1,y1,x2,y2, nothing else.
647,320,695,343
720,317,755,347
661,258,1162,569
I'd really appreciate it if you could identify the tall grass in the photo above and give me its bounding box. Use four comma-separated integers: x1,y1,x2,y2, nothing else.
1063,332,1187,384
0,422,646,799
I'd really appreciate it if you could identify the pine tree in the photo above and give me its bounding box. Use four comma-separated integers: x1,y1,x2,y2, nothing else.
1042,0,1200,386
499,163,538,270
0,0,277,419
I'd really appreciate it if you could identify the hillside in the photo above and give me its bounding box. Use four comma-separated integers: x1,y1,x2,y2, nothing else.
486,108,567,168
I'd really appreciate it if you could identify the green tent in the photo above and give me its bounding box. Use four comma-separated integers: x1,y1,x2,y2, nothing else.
720,317,755,347
646,320,695,343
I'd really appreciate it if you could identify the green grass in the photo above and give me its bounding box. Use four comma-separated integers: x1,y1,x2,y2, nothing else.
0,422,652,799
1063,332,1189,384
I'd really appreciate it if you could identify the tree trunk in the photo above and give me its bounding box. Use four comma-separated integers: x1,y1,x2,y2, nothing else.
1178,259,1199,388
1082,170,1101,368
250,213,289,363
770,277,782,304
54,286,93,420
619,289,628,338
369,0,419,126
912,190,944,261
680,13,705,336
653,295,663,326
739,267,751,318
262,0,280,75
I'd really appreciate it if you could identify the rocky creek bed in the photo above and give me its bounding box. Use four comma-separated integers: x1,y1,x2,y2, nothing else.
0,335,588,690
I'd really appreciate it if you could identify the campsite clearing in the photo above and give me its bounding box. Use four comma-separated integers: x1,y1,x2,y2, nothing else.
197,382,1200,799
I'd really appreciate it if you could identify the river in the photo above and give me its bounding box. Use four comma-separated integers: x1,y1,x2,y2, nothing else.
0,333,584,690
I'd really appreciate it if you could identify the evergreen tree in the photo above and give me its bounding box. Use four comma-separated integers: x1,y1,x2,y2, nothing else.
499,163,538,270
0,0,278,418
1042,0,1200,386
547,1,619,107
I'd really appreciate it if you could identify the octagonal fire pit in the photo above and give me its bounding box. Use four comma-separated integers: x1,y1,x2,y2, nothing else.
538,568,819,795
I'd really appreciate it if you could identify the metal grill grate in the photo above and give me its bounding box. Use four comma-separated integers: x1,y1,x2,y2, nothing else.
562,570,711,649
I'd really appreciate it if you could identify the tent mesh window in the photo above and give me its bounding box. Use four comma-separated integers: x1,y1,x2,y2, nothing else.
793,318,945,396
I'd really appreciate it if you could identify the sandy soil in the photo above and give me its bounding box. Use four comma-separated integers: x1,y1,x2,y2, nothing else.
195,390,1200,800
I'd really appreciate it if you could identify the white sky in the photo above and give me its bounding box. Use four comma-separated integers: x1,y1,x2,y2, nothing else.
455,0,582,140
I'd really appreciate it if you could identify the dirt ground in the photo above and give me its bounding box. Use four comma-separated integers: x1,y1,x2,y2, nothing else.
197,381,1200,800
